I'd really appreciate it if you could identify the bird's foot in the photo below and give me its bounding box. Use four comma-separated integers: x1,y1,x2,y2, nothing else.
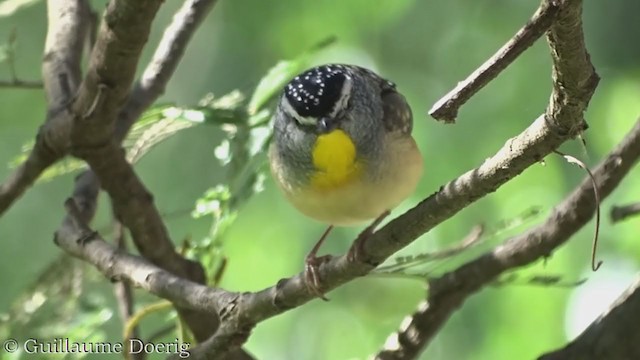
304,253,332,301
303,225,334,301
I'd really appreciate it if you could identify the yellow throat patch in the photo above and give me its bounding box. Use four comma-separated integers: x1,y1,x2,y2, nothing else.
311,129,361,190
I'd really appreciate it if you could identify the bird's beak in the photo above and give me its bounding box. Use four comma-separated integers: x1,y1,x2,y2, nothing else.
317,117,336,133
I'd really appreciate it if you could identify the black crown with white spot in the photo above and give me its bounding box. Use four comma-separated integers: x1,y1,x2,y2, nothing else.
284,65,350,119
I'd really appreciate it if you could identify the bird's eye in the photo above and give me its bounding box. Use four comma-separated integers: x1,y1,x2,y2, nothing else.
280,95,319,127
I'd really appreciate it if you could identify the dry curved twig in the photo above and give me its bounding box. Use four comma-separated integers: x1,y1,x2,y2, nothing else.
554,150,602,271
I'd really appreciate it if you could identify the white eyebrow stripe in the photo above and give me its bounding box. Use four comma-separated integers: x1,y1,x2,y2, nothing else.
329,73,352,118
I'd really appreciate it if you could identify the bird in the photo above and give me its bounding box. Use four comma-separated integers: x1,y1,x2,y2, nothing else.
268,64,423,298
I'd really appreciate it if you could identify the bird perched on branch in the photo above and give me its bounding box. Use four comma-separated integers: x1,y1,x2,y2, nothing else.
269,64,423,298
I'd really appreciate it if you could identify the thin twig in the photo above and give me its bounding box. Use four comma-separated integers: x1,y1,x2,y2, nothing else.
429,0,562,123
123,301,173,360
0,79,43,89
610,202,640,223
111,219,144,360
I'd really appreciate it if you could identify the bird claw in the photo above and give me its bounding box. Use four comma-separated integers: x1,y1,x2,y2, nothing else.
304,254,332,301
302,211,389,300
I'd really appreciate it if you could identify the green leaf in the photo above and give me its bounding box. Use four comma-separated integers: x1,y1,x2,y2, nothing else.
192,185,232,219
247,36,337,115
126,105,200,163
6,97,250,184
125,98,247,164
39,159,87,182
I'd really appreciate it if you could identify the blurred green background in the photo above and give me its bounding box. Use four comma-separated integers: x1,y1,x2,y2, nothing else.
1,0,640,359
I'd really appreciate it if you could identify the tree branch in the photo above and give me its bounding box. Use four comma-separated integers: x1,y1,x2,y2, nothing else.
111,220,143,360
56,196,253,359
538,277,640,360
62,0,220,223
43,0,87,112
39,0,199,287
55,198,236,315
374,118,640,360
0,0,89,216
0,142,61,214
55,0,230,344
115,0,220,141
58,0,188,278
544,0,598,133
429,0,561,123
179,0,598,357
44,2,253,355
610,202,640,223
68,0,163,143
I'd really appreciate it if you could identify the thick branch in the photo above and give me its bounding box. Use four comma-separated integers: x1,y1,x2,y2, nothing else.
55,198,253,358
0,0,89,216
372,1,601,358
183,0,598,357
115,0,220,141
375,118,640,360
430,0,561,123
0,143,60,214
43,0,87,112
184,113,585,358
544,0,599,133
48,1,252,352
539,277,640,360
65,0,220,222
71,142,204,279
69,0,163,144
55,199,236,314
60,0,204,287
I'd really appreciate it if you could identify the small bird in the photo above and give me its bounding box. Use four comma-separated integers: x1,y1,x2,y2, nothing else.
269,64,423,297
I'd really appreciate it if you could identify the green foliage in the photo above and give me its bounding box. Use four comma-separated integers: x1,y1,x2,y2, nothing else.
1,1,640,360
0,256,112,360
2,33,332,357
186,39,334,282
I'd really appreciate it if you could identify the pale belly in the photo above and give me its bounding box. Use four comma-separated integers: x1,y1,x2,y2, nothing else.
271,137,423,226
